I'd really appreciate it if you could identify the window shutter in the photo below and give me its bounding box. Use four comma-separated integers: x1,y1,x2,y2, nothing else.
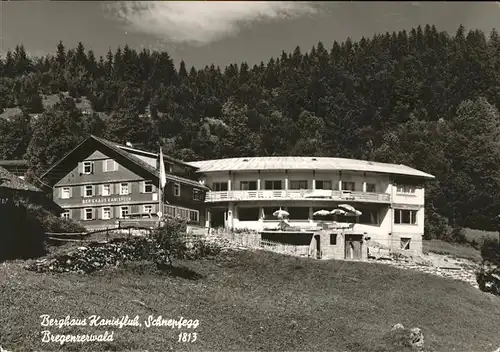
81,208,84,220
78,162,83,174
128,182,131,195
102,160,107,172
81,186,84,196
69,187,73,198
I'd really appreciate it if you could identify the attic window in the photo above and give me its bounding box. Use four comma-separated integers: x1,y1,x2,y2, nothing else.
312,158,317,161
242,159,249,162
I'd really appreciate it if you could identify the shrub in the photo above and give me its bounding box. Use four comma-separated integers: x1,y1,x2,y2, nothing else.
476,265,500,296
446,227,467,244
184,239,222,260
151,217,189,267
0,198,46,261
13,198,85,233
424,209,451,240
480,237,500,264
0,196,85,261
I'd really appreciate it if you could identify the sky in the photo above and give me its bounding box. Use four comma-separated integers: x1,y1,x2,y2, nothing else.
0,1,499,69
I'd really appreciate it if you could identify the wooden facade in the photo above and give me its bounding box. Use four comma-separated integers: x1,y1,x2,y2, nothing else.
41,136,208,230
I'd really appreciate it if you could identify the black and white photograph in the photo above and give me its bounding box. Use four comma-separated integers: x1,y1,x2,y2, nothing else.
1,1,500,351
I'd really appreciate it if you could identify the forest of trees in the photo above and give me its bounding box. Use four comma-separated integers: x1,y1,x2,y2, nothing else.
1,24,500,239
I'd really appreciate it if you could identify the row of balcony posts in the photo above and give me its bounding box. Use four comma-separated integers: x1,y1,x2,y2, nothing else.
222,170,372,193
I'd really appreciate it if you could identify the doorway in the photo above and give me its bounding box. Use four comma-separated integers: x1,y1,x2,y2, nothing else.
344,234,363,260
210,209,226,228
314,234,322,259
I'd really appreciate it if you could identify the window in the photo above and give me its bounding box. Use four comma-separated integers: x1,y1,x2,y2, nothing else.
400,237,411,250
212,182,228,191
84,208,93,220
189,210,199,223
359,210,378,225
120,206,129,218
143,205,152,213
262,207,277,220
102,184,111,196
290,180,308,190
264,180,282,190
103,159,117,172
315,180,332,190
84,185,94,197
193,189,203,201
396,185,416,194
102,207,111,220
173,183,181,197
287,207,310,220
165,205,176,217
240,181,257,190
120,183,129,195
82,161,93,174
61,211,70,219
61,187,70,199
144,181,153,193
330,234,337,245
394,209,417,224
238,207,260,221
365,183,376,192
341,181,355,191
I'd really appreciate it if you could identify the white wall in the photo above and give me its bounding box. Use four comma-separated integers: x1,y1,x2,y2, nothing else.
203,170,392,192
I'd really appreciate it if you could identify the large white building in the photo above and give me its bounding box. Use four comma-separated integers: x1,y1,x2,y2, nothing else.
188,156,434,257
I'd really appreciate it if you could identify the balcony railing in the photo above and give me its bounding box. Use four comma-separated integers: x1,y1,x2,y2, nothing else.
204,189,391,203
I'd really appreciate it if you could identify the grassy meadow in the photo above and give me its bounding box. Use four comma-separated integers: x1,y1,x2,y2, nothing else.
1,249,500,352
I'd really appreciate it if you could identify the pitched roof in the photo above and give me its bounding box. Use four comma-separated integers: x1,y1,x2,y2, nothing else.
91,136,206,188
188,156,435,179
0,166,41,192
112,143,197,170
0,160,28,167
41,135,208,190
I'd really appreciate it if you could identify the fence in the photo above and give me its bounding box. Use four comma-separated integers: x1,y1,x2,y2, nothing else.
201,228,311,258
45,226,152,243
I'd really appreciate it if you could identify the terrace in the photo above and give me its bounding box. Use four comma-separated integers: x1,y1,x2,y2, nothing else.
204,189,391,203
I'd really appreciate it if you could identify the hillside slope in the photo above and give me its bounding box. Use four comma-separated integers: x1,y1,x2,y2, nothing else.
1,250,499,352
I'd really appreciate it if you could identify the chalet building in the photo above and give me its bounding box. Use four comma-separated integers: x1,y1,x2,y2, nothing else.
41,136,208,231
0,166,63,214
0,160,29,179
187,157,435,258
41,137,436,260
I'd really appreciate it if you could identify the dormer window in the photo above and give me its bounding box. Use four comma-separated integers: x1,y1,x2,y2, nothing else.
82,161,93,174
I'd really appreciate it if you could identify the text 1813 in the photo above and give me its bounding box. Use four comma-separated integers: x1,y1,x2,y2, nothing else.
178,332,197,343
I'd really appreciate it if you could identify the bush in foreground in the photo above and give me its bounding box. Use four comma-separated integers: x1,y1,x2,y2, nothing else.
0,198,45,261
476,236,500,296
0,196,85,261
25,221,222,274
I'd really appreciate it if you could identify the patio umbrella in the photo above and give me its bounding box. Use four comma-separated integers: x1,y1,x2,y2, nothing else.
338,204,357,213
273,207,289,219
330,208,347,215
313,209,331,216
345,209,362,216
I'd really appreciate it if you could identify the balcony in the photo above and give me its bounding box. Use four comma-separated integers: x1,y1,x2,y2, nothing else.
204,189,391,203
